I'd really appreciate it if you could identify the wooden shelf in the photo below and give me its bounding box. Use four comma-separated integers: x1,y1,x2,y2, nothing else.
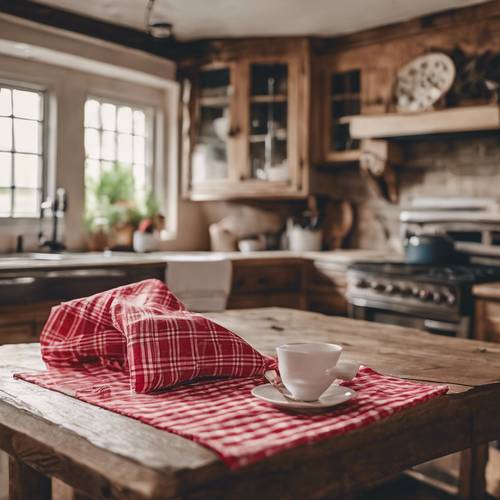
250,95,287,103
199,96,229,106
343,105,500,139
249,129,287,142
324,149,361,163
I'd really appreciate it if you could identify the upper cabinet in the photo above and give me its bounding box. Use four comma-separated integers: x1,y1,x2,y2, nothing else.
323,68,361,163
181,39,311,200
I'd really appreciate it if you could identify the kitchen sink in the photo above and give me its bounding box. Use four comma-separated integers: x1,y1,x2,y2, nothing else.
0,251,121,262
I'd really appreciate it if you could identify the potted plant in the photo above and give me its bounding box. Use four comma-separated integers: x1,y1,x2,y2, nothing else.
85,163,163,251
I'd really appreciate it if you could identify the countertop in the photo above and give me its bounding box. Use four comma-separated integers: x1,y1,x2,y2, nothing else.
0,249,397,272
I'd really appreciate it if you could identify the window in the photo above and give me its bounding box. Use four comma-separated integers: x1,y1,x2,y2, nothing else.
84,97,153,210
0,85,44,217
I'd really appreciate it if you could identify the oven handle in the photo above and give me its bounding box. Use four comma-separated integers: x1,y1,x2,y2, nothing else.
423,319,461,335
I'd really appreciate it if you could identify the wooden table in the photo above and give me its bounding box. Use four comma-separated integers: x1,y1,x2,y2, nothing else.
1,308,500,500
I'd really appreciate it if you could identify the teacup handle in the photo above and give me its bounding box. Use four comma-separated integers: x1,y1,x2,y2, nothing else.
325,361,360,381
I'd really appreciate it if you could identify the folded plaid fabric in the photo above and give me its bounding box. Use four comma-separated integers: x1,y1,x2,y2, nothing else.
40,279,186,370
112,300,272,393
40,279,271,392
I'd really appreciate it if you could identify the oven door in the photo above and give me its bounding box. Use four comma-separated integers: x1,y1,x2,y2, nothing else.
349,304,470,338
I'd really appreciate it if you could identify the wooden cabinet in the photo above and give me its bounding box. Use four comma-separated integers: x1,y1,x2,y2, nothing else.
181,39,311,200
0,301,56,345
321,66,362,164
0,264,165,345
474,283,500,342
228,259,305,310
304,260,348,316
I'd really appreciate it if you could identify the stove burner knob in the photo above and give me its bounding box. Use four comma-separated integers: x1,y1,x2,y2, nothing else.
432,292,443,303
355,279,368,288
373,282,385,292
418,289,431,301
385,284,399,294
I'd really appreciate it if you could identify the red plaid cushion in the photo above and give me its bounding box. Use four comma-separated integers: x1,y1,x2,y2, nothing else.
111,300,271,393
41,279,185,370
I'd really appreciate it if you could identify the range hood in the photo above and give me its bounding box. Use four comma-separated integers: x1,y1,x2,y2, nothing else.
344,105,500,140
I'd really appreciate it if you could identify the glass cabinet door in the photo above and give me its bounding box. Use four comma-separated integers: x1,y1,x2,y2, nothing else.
325,69,361,162
191,66,233,185
248,63,290,183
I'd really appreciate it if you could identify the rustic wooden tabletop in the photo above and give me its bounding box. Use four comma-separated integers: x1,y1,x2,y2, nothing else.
1,308,500,499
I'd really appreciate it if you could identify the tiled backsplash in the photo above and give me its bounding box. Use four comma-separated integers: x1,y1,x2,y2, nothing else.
317,136,500,251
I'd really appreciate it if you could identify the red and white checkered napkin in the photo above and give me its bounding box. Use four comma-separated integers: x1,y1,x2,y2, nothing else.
39,279,271,393
15,366,448,469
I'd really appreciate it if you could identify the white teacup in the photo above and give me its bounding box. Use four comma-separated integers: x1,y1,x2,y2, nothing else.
276,342,359,401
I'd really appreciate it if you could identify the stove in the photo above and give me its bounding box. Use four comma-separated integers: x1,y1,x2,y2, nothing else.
347,262,500,338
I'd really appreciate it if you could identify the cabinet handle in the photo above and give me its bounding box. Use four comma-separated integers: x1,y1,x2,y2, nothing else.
44,269,127,278
0,277,36,286
228,126,241,138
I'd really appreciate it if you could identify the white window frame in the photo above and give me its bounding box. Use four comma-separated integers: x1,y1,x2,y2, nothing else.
0,16,179,250
0,79,49,219
84,94,156,209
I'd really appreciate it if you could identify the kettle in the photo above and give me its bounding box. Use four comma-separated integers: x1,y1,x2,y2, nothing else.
404,233,455,265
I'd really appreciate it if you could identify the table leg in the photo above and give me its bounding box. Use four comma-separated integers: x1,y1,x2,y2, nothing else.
459,445,489,500
9,457,51,500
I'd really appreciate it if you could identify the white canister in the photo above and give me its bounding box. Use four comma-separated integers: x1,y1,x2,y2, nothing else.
133,231,160,253
288,226,323,252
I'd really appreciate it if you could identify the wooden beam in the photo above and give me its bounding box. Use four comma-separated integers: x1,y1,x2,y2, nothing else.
0,0,179,60
323,0,500,52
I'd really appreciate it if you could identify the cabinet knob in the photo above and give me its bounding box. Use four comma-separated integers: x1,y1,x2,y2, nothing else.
228,126,241,138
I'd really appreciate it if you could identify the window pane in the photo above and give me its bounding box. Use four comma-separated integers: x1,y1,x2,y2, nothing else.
133,163,146,191
14,119,41,154
101,131,116,161
117,106,132,133
133,110,146,135
0,117,12,150
0,88,12,116
133,136,145,164
85,159,100,184
101,161,114,172
101,103,116,131
0,152,12,186
117,133,132,163
85,99,100,128
13,187,39,217
0,187,11,216
14,153,40,188
85,128,100,159
13,89,42,120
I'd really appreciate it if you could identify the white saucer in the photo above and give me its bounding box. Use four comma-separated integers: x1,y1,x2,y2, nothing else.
251,384,356,409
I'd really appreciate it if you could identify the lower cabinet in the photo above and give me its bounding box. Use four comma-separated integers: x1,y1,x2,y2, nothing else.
304,260,348,316
228,259,306,310
0,301,57,345
0,259,350,345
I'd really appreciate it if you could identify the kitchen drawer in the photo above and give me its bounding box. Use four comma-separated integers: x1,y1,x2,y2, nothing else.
232,264,302,294
228,292,304,310
307,290,348,316
0,322,37,344
305,261,347,291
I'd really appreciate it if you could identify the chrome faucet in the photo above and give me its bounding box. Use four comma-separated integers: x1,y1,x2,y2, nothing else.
38,187,67,253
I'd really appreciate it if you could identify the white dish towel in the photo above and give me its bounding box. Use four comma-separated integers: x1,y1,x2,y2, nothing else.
165,255,232,312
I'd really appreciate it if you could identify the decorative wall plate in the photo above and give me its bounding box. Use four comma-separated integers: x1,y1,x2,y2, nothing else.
395,53,456,112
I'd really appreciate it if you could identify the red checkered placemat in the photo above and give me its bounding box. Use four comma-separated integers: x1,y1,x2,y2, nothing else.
15,367,448,469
